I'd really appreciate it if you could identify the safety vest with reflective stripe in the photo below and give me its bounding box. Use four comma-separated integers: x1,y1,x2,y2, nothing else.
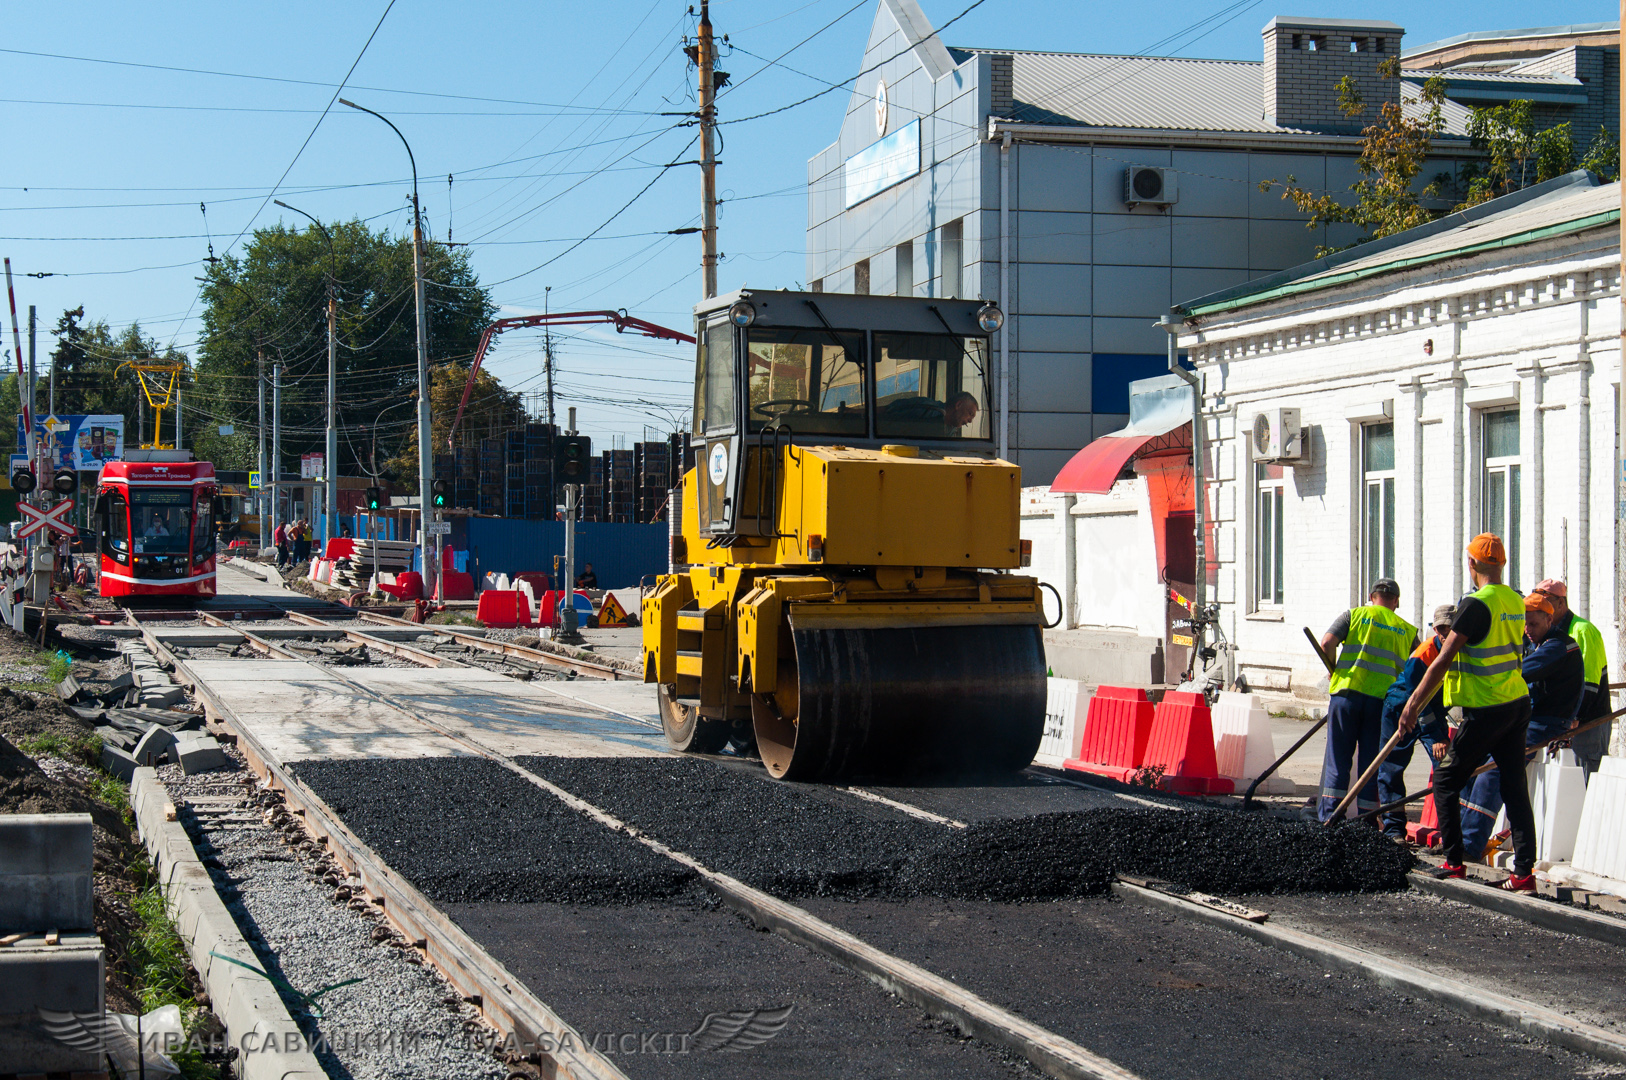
1568,613,1607,697
1329,605,1417,698
1444,583,1529,708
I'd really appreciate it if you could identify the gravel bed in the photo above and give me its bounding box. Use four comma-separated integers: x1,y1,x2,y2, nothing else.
291,756,697,904
160,750,509,1080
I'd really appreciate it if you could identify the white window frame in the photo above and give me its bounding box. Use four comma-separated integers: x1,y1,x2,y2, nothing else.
1254,460,1286,609
1480,407,1521,589
1360,422,1396,596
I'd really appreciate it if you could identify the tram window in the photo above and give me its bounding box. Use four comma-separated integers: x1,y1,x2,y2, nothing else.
130,489,193,556
101,492,129,563
193,497,215,559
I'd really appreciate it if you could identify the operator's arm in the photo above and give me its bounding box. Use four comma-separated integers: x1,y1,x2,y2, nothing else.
1399,631,1469,735
1320,609,1352,657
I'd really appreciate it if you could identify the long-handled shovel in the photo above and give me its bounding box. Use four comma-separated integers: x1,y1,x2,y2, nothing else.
1241,628,1337,810
1352,705,1626,824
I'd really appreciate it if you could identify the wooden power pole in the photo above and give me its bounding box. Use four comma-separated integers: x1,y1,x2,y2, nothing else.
697,0,719,299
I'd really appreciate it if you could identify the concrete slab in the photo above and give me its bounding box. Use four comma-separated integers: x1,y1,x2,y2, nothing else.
342,668,666,759
216,558,295,595
0,814,93,931
184,659,472,762
532,679,661,727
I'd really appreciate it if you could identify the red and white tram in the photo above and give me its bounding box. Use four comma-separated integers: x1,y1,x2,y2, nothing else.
95,452,219,599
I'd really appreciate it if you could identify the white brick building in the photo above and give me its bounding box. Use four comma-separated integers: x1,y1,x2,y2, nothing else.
1173,172,1620,699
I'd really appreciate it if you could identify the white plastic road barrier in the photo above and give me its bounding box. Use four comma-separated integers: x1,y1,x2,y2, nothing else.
1536,752,1587,863
316,560,334,584
1034,678,1085,769
1211,691,1294,794
1571,756,1626,880
516,578,538,626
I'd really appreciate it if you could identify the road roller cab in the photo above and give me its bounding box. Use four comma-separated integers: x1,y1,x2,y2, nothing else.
644,290,1047,780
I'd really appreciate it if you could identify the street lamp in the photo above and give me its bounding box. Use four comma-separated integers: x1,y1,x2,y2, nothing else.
274,199,339,552
339,97,437,598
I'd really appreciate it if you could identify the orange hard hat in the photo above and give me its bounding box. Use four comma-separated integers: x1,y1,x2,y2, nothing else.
1467,533,1507,566
1524,592,1553,616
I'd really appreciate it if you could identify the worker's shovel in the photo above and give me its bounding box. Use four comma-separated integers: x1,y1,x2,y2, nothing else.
1323,726,1406,825
1241,627,1338,810
1353,704,1626,825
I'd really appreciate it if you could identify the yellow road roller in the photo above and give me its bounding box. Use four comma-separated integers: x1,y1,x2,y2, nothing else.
642,289,1045,780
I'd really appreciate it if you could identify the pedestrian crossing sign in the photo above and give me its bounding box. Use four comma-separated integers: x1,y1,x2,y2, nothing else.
249,471,262,489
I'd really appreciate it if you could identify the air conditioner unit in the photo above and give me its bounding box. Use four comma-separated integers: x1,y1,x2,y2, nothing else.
1251,407,1304,462
1124,166,1178,208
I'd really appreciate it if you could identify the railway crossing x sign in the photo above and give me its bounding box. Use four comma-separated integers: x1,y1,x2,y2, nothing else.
17,499,75,539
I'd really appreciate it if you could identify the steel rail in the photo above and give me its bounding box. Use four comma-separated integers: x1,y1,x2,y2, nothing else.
354,609,635,680
135,625,632,1080
277,609,470,668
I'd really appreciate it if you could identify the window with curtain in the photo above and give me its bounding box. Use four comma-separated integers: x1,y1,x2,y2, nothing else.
1361,422,1396,595
1481,408,1521,588
1256,461,1285,606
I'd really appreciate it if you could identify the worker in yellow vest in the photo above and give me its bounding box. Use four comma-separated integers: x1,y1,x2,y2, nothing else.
1316,578,1418,822
1399,533,1535,891
1535,578,1611,777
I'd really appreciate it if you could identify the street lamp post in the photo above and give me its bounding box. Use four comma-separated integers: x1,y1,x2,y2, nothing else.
202,274,269,550
274,200,339,551
340,97,437,598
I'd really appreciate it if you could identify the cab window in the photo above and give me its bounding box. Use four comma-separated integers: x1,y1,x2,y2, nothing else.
873,332,991,440
744,328,866,435
100,492,130,563
693,321,736,435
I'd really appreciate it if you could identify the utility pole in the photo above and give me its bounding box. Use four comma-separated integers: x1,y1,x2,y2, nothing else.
544,286,555,428
175,362,183,453
697,0,719,299
272,359,282,543
558,406,583,644
325,265,337,551
411,193,437,599
1616,0,1625,758
257,348,268,550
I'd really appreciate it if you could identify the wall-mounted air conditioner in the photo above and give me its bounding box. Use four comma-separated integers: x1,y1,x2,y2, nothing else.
1251,407,1305,462
1124,166,1178,208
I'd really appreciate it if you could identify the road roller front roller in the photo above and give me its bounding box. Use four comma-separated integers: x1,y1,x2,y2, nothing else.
643,289,1046,781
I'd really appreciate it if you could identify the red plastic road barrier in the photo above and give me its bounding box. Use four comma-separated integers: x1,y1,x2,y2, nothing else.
378,570,424,601
1143,691,1235,795
514,571,552,594
1407,789,1441,846
324,537,356,561
476,590,525,628
1064,686,1155,782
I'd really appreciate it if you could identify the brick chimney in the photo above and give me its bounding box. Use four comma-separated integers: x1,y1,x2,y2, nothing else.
1262,16,1404,132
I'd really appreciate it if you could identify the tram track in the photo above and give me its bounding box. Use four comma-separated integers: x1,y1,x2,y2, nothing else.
132,592,1626,1080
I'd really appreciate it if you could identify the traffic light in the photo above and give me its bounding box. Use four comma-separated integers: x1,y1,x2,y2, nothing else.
10,469,34,494
554,435,592,482
430,479,448,509
365,486,382,512
51,469,76,496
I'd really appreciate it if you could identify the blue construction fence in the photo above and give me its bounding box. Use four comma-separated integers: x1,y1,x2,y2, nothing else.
307,513,667,591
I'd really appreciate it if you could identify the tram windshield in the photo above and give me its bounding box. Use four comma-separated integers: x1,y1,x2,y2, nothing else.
130,488,196,556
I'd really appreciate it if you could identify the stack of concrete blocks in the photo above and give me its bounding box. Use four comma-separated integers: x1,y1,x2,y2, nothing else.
1033,677,1088,769
117,640,187,709
1210,691,1295,794
0,813,105,1074
100,642,230,780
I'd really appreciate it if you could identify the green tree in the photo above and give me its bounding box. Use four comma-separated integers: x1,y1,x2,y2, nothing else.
193,219,496,490
1457,101,1577,207
1580,125,1620,182
1259,59,1449,254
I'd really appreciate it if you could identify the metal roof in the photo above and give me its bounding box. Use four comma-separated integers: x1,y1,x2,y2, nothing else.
979,49,1310,134
1404,21,1620,58
1175,172,1615,319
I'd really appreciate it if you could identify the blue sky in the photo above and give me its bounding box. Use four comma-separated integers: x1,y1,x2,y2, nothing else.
0,1,1614,447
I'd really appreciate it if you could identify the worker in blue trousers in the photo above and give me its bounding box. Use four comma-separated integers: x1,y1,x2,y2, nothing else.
1376,604,1455,841
1318,578,1419,822
1459,590,1584,862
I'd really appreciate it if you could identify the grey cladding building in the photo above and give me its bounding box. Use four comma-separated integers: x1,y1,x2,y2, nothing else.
806,3,1619,483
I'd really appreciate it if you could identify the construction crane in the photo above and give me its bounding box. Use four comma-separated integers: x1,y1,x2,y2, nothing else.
116,358,185,449
447,309,695,449
642,290,1043,781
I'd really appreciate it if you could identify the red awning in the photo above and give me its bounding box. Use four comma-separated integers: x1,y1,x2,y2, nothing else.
1049,425,1191,494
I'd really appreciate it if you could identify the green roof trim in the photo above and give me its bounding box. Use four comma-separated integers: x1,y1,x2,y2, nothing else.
1181,208,1619,319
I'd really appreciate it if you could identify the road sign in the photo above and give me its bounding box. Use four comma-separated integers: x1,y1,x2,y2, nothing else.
424,520,451,536
249,471,261,489
17,499,75,539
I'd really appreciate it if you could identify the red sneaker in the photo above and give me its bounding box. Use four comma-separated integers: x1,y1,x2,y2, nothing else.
1428,863,1466,880
1500,873,1536,893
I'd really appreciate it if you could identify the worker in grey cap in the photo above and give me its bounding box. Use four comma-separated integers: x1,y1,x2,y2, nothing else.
1316,577,1419,822
1376,603,1456,840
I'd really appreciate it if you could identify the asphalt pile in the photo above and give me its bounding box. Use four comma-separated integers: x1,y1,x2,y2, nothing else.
292,757,695,905
928,808,1415,897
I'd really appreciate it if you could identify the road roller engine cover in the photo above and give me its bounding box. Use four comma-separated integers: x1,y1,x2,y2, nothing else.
644,289,1045,780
